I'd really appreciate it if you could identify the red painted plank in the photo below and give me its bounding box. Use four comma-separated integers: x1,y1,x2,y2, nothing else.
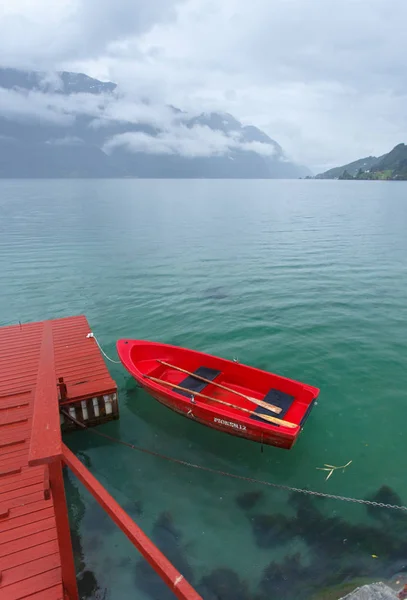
0,371,39,386
0,527,57,558
0,482,46,505
0,489,45,512
22,583,64,600
0,470,43,494
28,324,61,466
0,466,21,477
0,439,30,454
0,440,27,453
0,459,28,473
0,391,31,400
44,464,50,500
0,450,29,466
48,459,78,600
0,506,54,533
0,446,30,461
0,566,61,600
0,465,42,481
0,516,55,545
0,412,29,426
0,448,28,462
0,385,35,397
0,428,31,443
1,552,60,587
0,499,52,527
0,315,118,600
0,401,29,412
0,404,30,416
0,539,58,570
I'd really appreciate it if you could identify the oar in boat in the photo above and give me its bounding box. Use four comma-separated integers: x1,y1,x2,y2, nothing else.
157,359,282,415
144,374,297,429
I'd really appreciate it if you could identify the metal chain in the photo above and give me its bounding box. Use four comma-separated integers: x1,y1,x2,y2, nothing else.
62,410,407,513
257,482,407,511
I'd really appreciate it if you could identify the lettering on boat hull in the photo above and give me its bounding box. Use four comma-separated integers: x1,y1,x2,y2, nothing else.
214,417,247,432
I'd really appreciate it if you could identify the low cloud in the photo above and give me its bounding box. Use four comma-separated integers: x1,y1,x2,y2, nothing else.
0,86,175,129
0,87,73,125
104,124,277,158
0,84,277,159
46,136,85,146
0,0,185,69
2,0,407,169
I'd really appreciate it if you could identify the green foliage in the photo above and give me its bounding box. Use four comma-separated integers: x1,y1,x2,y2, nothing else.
319,143,407,181
316,156,378,179
338,169,354,180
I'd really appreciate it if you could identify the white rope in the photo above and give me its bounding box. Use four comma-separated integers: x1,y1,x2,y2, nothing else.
86,332,121,364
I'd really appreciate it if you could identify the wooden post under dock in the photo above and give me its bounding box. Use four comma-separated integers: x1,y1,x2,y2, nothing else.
0,315,202,600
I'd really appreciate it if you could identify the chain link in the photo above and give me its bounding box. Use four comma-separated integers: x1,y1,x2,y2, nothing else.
62,409,407,513
259,482,407,511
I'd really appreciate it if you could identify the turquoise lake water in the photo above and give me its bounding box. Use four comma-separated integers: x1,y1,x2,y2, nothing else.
1,179,406,599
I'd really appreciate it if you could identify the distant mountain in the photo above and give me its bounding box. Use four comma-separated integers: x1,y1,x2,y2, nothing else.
0,67,310,179
316,144,407,180
0,67,116,95
369,143,407,179
316,156,379,179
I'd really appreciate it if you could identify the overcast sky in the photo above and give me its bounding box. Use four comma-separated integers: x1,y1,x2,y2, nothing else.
1,0,407,171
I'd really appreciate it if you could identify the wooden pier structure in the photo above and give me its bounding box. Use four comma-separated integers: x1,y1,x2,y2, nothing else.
0,316,202,599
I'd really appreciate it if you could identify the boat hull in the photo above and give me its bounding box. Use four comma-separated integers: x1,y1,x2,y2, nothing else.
148,388,307,449
117,339,319,450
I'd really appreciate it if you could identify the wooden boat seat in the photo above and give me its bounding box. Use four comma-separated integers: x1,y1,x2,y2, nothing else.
251,389,295,426
174,366,221,397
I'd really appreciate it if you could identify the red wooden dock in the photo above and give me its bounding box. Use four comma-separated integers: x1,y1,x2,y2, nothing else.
0,316,202,600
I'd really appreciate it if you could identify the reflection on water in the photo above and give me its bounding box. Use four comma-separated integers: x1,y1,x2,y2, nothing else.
2,178,407,598
65,453,407,600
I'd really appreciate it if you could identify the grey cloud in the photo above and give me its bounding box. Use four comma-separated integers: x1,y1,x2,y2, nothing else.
103,125,277,158
77,0,184,55
0,87,176,130
1,0,407,169
38,72,64,93
0,0,184,69
46,136,85,146
0,88,73,125
0,85,277,160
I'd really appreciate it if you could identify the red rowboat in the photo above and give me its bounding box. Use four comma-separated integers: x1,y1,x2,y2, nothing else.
116,339,319,450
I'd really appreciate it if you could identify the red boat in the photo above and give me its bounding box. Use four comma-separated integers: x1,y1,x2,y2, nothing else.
116,339,319,449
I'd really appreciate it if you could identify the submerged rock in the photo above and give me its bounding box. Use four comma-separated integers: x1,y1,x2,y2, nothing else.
134,511,194,599
86,535,103,553
235,491,263,511
339,582,396,599
249,513,293,548
122,499,143,518
197,568,251,600
365,486,407,524
134,559,177,600
70,528,85,573
84,502,115,535
248,490,407,599
77,569,106,599
289,491,324,522
258,552,310,599
151,512,193,581
203,286,229,299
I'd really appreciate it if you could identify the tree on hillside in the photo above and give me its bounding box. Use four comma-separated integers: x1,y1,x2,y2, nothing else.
338,169,354,180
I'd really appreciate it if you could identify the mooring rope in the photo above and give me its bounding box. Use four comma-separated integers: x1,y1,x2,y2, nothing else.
61,410,407,513
86,332,121,364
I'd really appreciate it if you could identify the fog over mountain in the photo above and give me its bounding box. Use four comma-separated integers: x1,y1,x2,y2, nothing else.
1,0,407,173
0,67,310,178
